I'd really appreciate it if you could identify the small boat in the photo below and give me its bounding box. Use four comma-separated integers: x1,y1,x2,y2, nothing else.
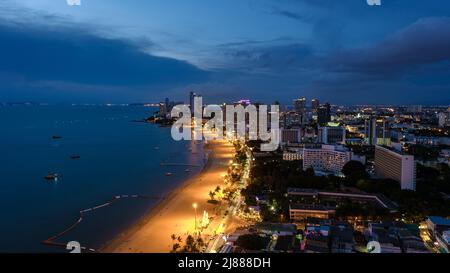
45,173,58,181
185,169,191,172
165,172,173,176
52,135,62,140
70,155,81,160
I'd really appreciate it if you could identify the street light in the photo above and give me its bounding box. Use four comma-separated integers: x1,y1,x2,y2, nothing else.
193,203,198,234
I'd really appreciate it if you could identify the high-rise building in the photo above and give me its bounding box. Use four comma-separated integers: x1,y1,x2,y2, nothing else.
159,102,167,117
302,144,353,175
189,92,197,112
312,99,320,113
374,145,416,191
317,104,331,125
165,97,173,113
365,117,378,145
407,105,423,113
318,126,346,144
294,98,307,114
438,112,449,127
189,91,202,115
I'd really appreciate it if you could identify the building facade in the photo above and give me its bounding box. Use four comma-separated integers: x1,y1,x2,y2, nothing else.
374,145,416,191
318,126,346,144
281,128,302,144
302,145,352,175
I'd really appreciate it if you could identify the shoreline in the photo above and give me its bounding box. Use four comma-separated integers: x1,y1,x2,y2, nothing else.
101,140,234,253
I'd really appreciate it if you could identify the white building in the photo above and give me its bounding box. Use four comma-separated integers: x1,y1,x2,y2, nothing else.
438,112,449,127
407,105,422,113
302,145,352,175
283,151,303,161
374,145,416,191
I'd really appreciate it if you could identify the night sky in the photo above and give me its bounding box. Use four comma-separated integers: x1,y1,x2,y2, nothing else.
1,0,450,105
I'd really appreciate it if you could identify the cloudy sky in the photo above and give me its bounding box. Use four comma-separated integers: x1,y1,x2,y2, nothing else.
1,0,450,105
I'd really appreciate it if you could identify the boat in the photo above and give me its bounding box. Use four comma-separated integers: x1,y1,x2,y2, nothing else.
165,172,173,176
52,135,62,140
70,155,81,160
185,169,191,172
44,173,58,181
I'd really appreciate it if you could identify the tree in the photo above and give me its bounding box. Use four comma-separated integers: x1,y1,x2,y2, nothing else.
342,160,366,178
170,234,183,253
342,161,368,186
408,144,439,161
209,191,216,200
183,235,200,253
236,234,267,250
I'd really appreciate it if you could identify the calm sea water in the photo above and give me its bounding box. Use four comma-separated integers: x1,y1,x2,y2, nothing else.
0,105,204,253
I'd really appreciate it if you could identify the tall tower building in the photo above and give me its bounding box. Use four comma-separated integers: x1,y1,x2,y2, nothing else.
189,92,202,116
312,99,320,113
159,102,167,117
189,91,196,113
294,98,307,114
317,103,331,125
365,117,378,145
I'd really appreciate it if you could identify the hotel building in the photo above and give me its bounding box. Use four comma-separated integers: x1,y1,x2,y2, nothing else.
374,145,416,191
302,145,352,175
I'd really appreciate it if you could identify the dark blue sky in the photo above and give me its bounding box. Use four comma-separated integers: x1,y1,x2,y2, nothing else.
1,0,450,105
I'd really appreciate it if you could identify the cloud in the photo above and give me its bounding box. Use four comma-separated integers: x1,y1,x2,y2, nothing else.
325,17,450,75
212,41,314,74
270,8,311,23
0,7,209,102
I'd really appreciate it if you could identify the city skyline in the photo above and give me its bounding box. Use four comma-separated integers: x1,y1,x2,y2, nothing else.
1,0,450,105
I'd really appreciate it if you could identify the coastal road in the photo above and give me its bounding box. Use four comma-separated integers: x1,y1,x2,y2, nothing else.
206,147,251,253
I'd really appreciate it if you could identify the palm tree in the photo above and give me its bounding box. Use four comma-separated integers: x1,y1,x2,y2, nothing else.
196,237,205,248
184,235,199,253
209,191,216,200
171,243,181,253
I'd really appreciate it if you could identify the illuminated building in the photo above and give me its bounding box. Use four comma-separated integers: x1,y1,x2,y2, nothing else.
312,99,320,113
302,145,352,175
374,145,416,191
318,126,346,144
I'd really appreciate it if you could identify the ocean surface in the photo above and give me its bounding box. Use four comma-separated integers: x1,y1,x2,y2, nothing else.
0,105,205,253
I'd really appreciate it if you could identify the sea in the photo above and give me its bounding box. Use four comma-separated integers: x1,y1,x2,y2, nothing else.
0,105,205,253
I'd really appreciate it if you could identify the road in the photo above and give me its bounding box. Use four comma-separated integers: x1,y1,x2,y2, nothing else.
205,146,252,253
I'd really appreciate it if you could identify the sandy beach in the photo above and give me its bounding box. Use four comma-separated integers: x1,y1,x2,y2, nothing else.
102,140,235,253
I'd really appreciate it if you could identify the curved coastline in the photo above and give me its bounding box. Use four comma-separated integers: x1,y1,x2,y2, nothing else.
101,140,232,253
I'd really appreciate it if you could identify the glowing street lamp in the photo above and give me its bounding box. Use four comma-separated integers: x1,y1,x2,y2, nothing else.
193,203,198,233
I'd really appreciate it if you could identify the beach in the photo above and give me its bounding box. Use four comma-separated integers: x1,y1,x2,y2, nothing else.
102,139,235,253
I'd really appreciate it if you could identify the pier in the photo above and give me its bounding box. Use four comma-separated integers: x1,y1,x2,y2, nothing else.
42,194,163,252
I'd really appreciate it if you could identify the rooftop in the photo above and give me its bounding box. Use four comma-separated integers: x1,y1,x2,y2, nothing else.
428,216,450,226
